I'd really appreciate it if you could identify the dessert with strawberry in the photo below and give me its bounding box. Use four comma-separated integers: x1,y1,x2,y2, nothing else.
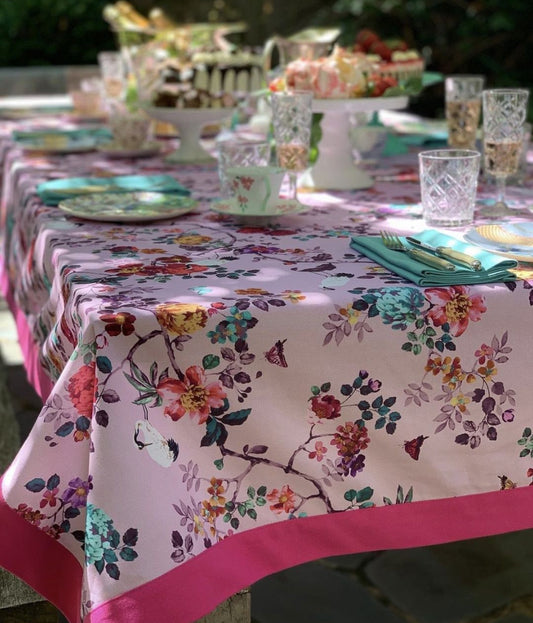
269,45,401,99
353,29,425,83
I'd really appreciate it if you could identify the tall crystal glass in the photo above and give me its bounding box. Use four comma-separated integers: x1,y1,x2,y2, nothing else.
445,75,484,150
271,90,313,201
481,88,529,218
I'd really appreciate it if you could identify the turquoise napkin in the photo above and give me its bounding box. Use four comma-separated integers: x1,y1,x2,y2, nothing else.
37,174,190,205
12,127,112,144
350,229,518,286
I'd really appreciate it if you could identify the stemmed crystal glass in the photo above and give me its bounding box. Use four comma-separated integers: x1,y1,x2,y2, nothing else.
445,75,484,150
271,90,313,201
481,88,529,218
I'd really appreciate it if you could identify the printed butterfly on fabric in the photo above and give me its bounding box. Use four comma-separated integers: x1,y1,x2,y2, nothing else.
499,475,517,490
264,339,288,367
404,435,428,461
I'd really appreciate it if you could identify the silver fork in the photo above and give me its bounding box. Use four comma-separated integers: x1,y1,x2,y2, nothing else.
380,231,456,271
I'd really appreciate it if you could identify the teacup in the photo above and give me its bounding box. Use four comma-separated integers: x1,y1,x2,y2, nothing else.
109,111,152,150
227,166,286,212
70,90,105,118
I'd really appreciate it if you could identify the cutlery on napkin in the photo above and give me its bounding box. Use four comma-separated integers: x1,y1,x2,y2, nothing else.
37,174,190,205
350,229,518,286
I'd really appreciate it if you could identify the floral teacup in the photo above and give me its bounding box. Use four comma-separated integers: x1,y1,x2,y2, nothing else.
227,166,286,212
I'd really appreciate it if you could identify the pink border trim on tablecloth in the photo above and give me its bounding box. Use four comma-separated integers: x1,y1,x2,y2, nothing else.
1,453,533,623
0,261,54,401
0,476,82,622
83,486,532,623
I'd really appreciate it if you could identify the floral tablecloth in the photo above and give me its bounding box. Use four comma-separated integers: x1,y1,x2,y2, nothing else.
0,117,532,623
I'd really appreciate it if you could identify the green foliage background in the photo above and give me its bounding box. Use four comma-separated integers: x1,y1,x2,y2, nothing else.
0,0,115,66
0,0,532,117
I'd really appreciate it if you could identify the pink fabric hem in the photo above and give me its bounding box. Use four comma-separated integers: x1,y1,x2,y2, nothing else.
0,476,82,622
0,262,54,401
86,486,533,623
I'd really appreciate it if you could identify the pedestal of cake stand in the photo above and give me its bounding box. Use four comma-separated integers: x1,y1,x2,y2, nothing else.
145,106,234,163
300,96,408,191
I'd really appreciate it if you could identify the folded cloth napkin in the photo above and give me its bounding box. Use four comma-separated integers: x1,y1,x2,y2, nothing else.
12,127,112,143
37,174,190,205
350,229,518,286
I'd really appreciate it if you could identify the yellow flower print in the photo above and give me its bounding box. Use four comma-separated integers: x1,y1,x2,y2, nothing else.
234,288,270,296
450,393,471,412
338,304,360,325
155,303,208,336
442,357,464,389
175,234,212,245
140,248,166,254
282,290,306,303
478,359,497,379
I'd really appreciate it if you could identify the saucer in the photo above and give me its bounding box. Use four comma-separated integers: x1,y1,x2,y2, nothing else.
97,141,161,159
210,197,308,224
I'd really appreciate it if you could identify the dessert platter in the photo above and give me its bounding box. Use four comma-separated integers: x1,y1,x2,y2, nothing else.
304,95,408,190
144,106,234,163
110,4,265,163
269,38,420,189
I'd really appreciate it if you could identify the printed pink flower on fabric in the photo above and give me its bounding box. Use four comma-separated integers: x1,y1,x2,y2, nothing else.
310,394,342,420
308,441,328,461
425,286,486,337
156,366,226,424
266,484,296,514
67,362,96,419
475,343,494,364
39,487,59,509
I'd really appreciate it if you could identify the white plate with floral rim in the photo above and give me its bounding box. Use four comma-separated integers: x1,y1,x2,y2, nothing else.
210,197,308,224
97,141,161,159
58,191,198,223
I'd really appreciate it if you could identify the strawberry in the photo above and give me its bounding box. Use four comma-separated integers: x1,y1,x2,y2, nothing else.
367,74,397,97
369,40,392,61
356,29,380,52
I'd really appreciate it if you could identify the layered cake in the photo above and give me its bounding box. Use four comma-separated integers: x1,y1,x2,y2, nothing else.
150,49,264,109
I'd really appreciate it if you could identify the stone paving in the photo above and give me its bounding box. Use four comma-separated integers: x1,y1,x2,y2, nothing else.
0,299,532,623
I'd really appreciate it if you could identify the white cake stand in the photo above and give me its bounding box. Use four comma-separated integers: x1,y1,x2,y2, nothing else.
299,96,408,191
144,106,234,163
